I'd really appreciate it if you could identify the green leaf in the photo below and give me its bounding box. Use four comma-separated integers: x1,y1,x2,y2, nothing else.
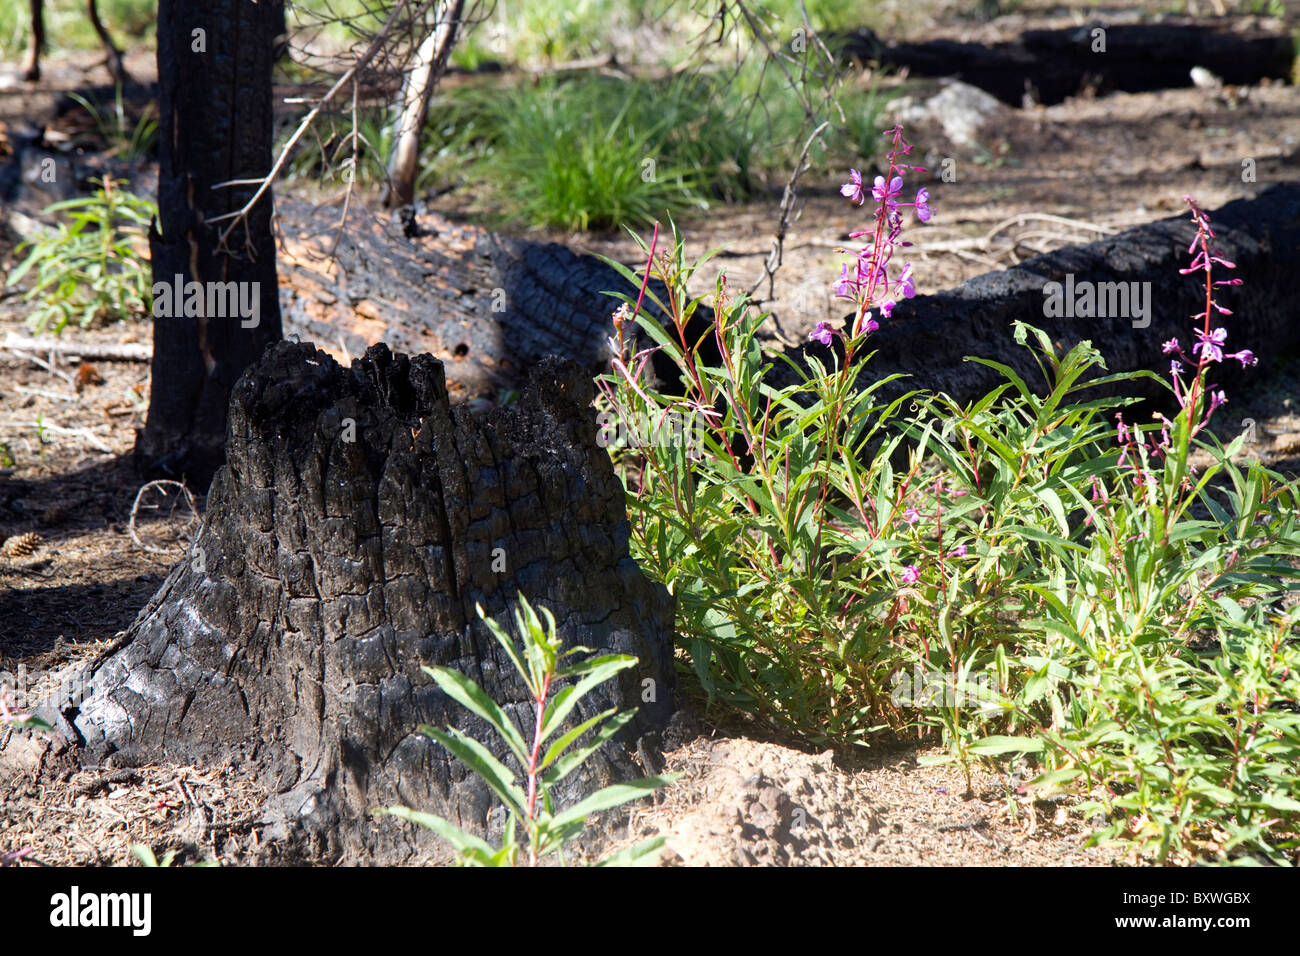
595,835,668,867
130,845,159,867
541,710,638,784
968,735,1047,756
538,707,623,772
421,726,527,816
1023,768,1084,791
421,664,528,763
540,655,639,742
550,775,678,830
475,601,531,691
375,806,499,857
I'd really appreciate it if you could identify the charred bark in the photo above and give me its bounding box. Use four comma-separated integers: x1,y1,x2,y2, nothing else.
136,0,283,490
67,341,676,863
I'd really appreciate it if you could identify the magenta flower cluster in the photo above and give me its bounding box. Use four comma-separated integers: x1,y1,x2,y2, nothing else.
1168,198,1252,431
1113,196,1251,482
811,126,932,349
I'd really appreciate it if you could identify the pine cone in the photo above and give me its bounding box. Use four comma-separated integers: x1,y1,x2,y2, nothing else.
3,532,43,558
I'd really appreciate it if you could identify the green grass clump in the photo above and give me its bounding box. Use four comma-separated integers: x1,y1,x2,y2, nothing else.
408,68,881,231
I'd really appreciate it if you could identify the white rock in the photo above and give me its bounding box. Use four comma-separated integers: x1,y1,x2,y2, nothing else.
891,80,1009,149
1190,66,1223,90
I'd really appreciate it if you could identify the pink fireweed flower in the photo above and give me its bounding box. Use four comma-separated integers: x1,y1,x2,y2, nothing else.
1227,349,1257,367
900,565,921,584
893,262,917,300
873,175,904,207
914,187,932,222
841,169,866,205
903,507,920,524
834,263,857,299
833,127,932,352
949,545,968,558
1193,327,1228,363
1162,338,1180,354
809,321,836,346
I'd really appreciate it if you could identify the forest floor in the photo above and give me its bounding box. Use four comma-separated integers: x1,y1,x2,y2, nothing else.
2,7,1300,866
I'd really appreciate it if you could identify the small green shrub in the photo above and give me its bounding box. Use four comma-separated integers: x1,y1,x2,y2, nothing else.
5,177,155,334
376,595,674,866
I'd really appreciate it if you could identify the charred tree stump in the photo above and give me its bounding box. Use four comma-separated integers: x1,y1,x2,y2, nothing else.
64,341,676,863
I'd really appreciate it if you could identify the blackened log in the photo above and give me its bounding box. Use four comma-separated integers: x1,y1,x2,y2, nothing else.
802,183,1300,414
275,196,690,398
832,21,1294,106
67,341,676,863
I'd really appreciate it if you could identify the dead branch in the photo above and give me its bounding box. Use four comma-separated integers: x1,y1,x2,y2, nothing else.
3,333,150,362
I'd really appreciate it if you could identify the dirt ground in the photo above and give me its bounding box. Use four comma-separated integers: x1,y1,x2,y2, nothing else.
3,6,1300,867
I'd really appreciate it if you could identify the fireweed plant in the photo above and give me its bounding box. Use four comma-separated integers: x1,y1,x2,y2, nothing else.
598,125,1300,864
377,596,674,866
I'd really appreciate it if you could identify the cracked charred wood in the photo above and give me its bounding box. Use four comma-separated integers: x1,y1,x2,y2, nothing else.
798,183,1300,418
275,197,707,401
136,0,284,490
65,341,676,863
831,21,1294,105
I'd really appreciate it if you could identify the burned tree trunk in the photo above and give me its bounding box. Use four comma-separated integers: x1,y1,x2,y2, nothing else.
136,0,283,489
68,342,676,863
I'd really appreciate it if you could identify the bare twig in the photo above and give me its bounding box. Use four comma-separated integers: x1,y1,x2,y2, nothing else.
128,480,200,554
2,346,75,384
747,120,829,299
211,0,431,243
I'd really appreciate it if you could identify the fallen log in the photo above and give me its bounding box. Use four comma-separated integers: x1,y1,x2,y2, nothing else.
50,341,676,863
275,197,678,401
832,19,1295,106
802,183,1300,417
